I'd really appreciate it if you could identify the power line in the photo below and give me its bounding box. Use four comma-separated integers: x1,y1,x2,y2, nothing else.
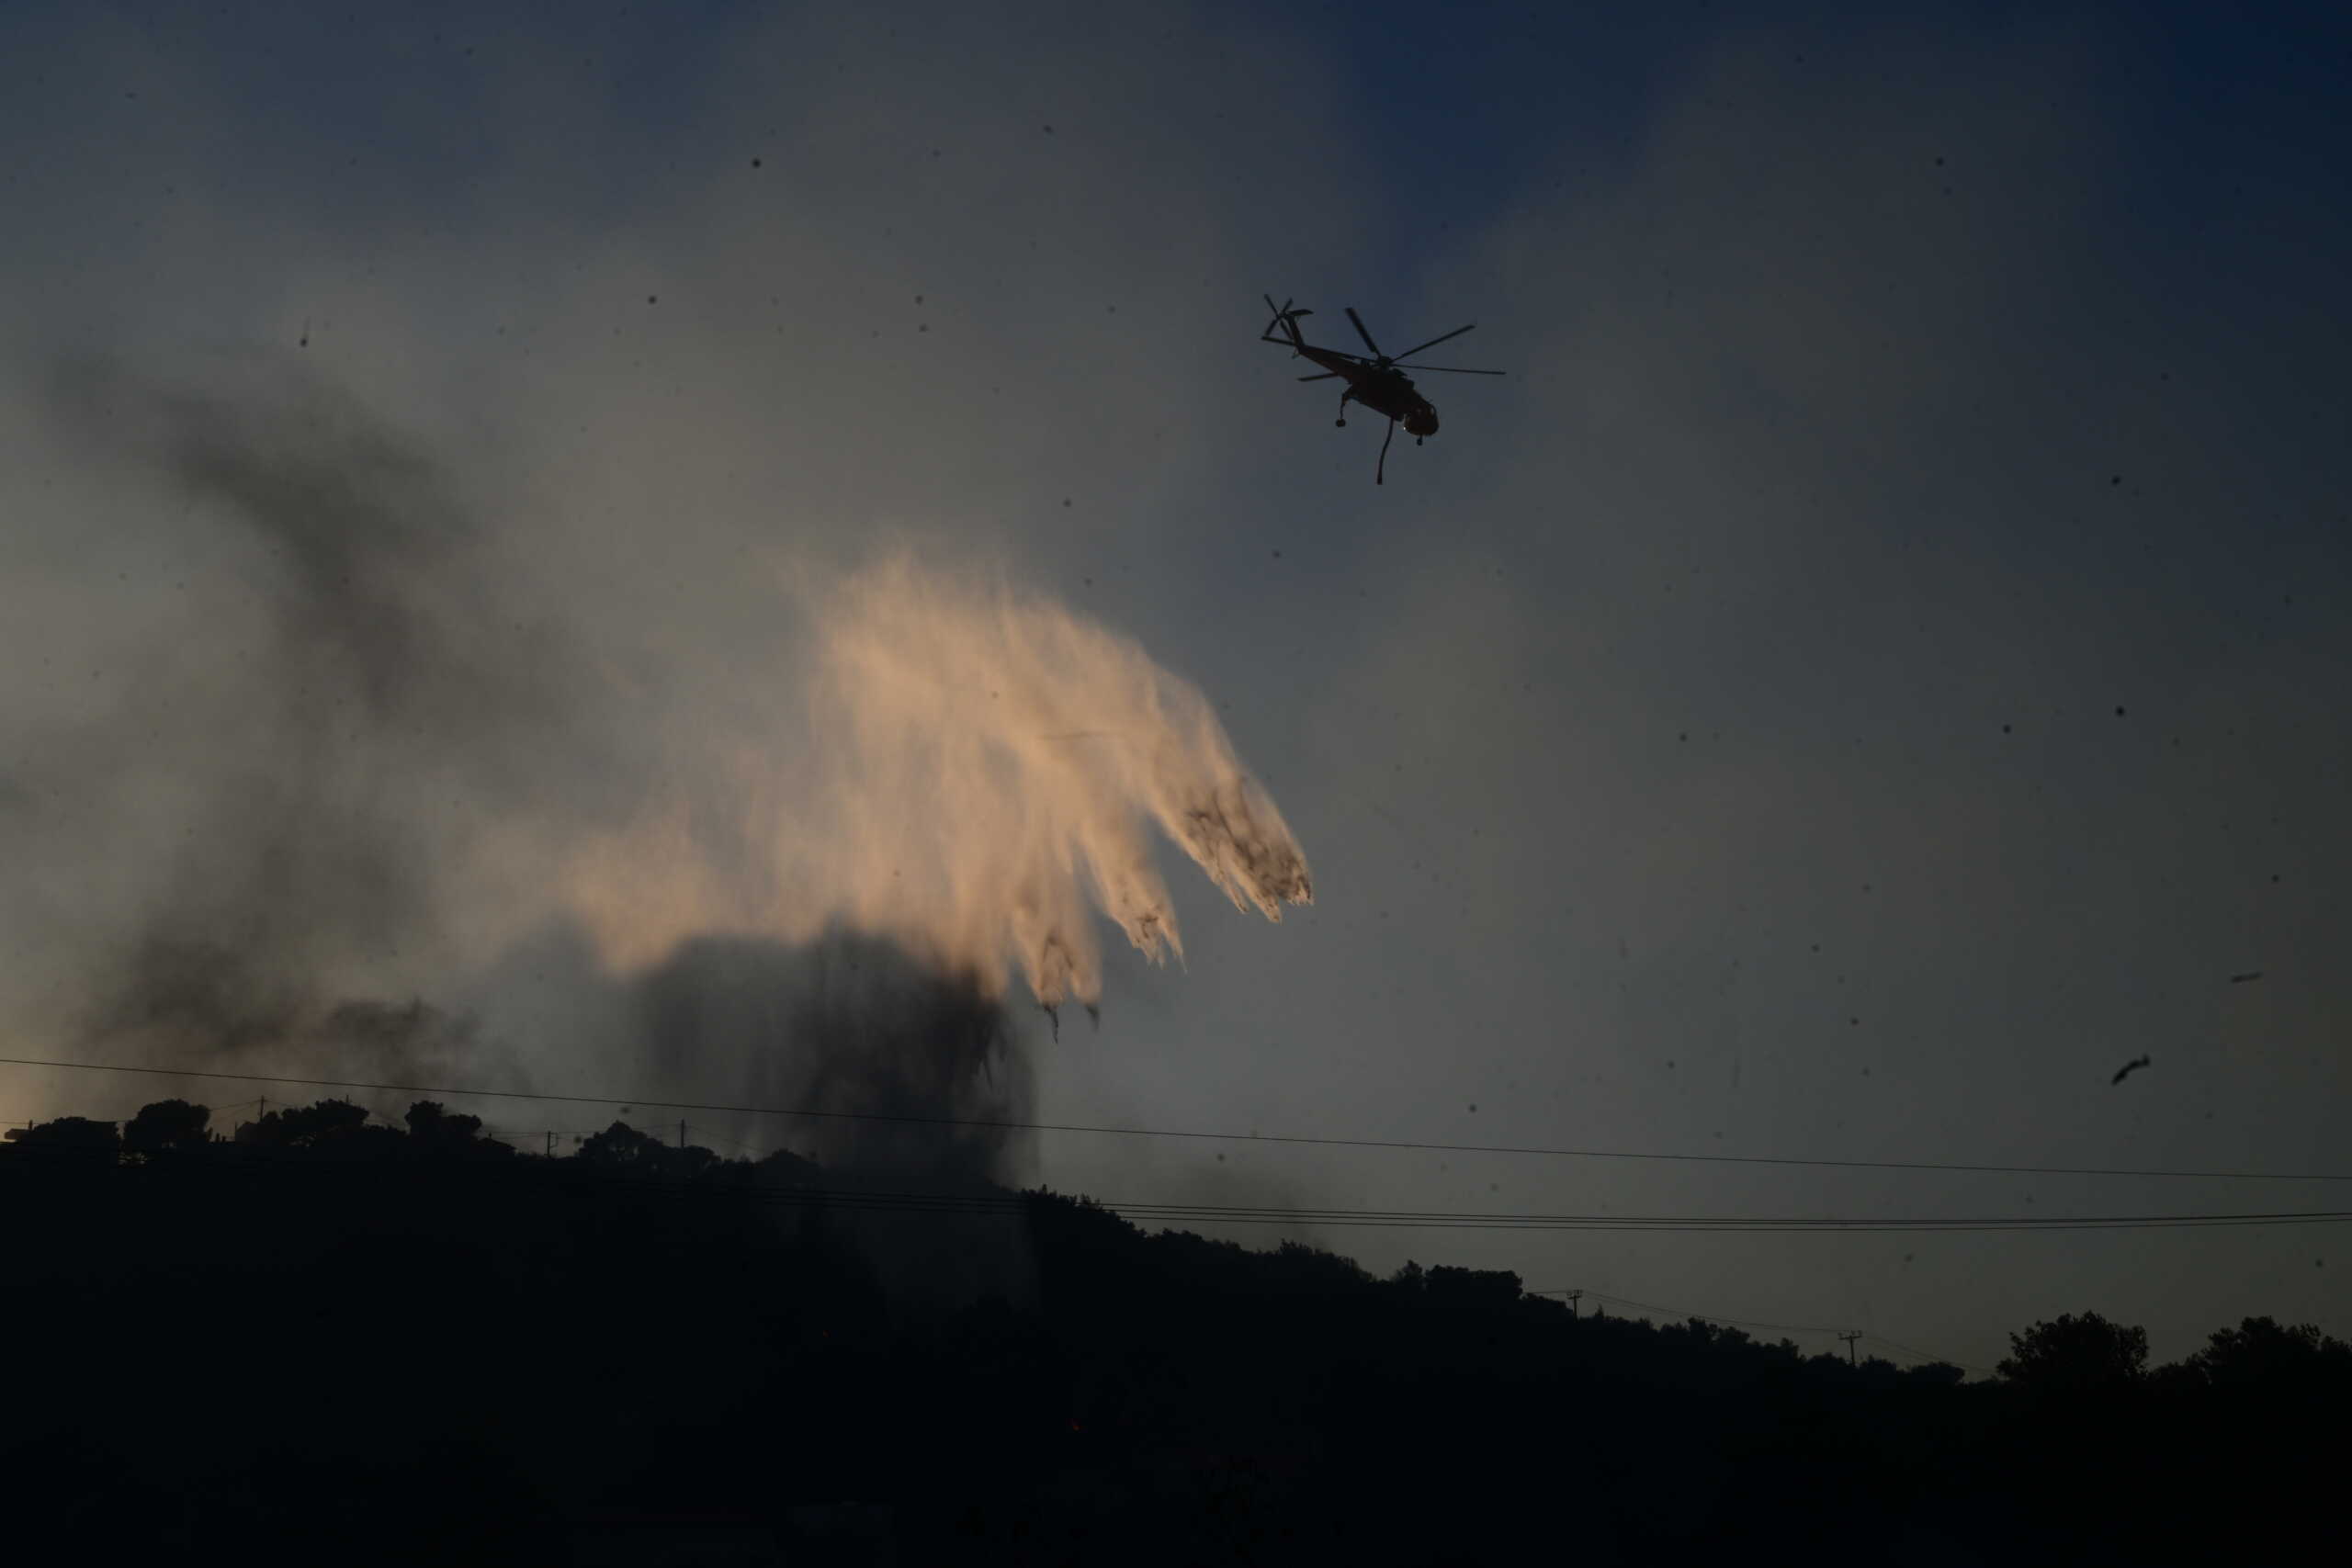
1066,1199,2352,1230
12,1155,2350,1260
967,1199,2352,1234
12,1146,2346,1234
196,1164,2345,1235
6,1053,2346,1185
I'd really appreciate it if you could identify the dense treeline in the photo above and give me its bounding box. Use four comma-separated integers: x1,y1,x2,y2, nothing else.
3,1100,2343,1564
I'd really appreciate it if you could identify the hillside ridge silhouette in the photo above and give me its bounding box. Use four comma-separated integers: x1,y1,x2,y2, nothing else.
4,1098,2343,1564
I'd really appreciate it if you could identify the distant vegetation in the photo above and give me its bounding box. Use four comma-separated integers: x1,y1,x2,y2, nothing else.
4,1100,2341,1563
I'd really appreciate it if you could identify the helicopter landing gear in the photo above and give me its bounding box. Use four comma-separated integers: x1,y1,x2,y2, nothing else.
1415,436,1424,446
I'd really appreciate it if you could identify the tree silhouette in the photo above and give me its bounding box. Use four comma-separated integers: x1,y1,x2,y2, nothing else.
1422,1264,1524,1310
122,1100,212,1160
1997,1312,2148,1393
578,1119,670,1170
12,1080,2349,1562
2189,1315,2352,1387
753,1145,825,1187
4,1115,121,1162
233,1098,398,1157
403,1100,514,1159
576,1120,718,1179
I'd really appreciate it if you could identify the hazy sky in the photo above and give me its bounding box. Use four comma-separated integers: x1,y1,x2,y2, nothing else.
3,1,2347,1372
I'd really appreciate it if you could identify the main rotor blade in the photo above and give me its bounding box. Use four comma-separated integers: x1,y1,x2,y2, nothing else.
1389,322,1476,361
1343,307,1383,357
1397,364,1505,376
1297,372,1340,382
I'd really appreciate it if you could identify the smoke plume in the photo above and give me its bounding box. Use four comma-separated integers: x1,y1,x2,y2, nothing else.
6,355,1308,1126
634,929,1034,1182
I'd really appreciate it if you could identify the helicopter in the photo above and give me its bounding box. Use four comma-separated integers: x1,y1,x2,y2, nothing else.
1261,294,1505,483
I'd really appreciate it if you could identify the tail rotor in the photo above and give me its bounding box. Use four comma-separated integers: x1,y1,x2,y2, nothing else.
1261,294,1312,348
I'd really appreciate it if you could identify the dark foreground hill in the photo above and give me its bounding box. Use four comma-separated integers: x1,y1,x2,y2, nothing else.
3,1102,2343,1565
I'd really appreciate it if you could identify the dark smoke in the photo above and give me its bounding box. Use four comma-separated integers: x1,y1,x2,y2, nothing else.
33,353,602,1074
633,927,1036,1190
95,935,486,1090
617,927,1042,1312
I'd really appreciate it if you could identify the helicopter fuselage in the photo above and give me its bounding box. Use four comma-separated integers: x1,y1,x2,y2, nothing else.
1296,344,1440,435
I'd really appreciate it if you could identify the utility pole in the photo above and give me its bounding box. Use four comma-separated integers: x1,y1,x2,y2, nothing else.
678,1119,686,1150
545,1129,555,1159
1563,1291,1583,1320
1838,1331,1861,1367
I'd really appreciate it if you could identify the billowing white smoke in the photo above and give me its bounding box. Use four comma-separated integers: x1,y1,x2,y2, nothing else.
564,554,1311,1012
